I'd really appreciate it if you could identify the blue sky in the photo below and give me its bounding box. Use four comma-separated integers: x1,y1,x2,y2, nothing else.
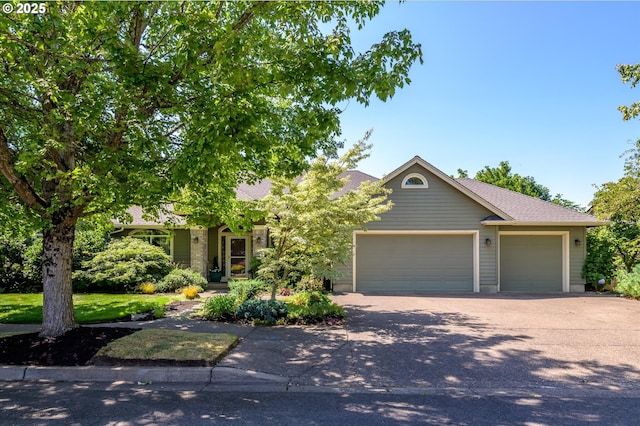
336,1,640,208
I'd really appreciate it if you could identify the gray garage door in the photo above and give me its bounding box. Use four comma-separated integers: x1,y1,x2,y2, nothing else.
500,235,562,292
356,234,474,292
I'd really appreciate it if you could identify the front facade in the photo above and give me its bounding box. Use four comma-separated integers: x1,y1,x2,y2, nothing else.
114,156,606,292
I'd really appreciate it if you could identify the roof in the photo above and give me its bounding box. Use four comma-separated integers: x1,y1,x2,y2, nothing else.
114,205,186,228
114,157,607,228
385,155,606,227
456,178,607,226
114,171,378,227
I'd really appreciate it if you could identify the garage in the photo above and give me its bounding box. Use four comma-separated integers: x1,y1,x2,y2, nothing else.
355,233,475,292
500,234,564,292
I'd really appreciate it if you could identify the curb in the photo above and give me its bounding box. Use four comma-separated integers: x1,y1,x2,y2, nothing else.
0,365,292,384
0,365,215,383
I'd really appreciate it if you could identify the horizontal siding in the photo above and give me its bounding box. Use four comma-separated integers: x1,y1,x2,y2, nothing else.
361,165,497,289
173,230,190,266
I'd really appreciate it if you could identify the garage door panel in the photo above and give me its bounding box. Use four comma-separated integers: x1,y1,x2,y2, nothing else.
500,235,562,292
356,234,473,292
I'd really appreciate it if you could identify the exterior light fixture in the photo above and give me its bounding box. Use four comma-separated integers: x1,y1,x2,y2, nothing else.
574,239,581,247
485,238,492,246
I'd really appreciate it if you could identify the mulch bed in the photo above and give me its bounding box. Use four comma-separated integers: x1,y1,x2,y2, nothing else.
0,327,140,366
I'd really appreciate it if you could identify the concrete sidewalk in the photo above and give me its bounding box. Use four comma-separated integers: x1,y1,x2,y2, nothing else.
2,293,640,397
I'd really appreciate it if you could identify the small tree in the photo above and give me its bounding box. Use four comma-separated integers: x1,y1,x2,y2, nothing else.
258,136,392,299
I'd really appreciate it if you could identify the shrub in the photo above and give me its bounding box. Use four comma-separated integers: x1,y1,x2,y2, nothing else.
228,279,267,304
72,237,173,293
182,285,200,300
616,264,640,298
285,291,345,320
157,268,207,293
201,294,237,321
0,235,40,293
139,282,156,294
236,299,288,324
582,228,617,290
295,275,324,293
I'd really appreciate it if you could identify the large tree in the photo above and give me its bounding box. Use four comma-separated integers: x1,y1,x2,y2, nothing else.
0,1,422,336
586,63,640,275
257,136,392,299
457,161,581,210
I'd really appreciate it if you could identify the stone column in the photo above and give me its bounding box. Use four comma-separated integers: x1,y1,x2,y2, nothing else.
189,228,208,278
252,227,268,256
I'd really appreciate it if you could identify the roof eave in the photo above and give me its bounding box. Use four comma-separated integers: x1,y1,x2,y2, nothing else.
480,220,611,227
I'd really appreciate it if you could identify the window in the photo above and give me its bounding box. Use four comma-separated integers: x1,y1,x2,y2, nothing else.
129,229,172,256
401,173,428,189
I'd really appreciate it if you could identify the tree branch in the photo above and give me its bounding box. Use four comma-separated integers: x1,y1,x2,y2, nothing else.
0,127,48,213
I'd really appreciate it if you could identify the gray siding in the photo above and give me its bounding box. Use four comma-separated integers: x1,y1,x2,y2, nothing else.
173,229,191,266
364,165,497,288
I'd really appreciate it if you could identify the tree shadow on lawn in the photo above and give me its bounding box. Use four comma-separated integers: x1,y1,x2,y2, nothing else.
297,304,640,392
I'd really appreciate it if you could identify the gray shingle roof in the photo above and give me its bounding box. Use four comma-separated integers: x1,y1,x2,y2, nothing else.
114,205,186,227
456,178,604,225
115,171,378,227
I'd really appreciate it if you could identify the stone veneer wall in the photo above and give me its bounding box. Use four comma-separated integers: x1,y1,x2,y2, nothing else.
189,228,208,278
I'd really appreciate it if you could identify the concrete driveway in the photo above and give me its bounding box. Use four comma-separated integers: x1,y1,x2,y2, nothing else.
218,292,640,395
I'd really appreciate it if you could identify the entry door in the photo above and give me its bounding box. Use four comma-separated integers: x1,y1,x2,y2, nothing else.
227,237,248,278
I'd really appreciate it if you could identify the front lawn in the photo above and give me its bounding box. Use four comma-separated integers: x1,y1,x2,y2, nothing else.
0,293,181,324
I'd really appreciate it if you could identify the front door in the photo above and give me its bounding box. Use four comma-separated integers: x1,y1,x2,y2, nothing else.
227,237,248,278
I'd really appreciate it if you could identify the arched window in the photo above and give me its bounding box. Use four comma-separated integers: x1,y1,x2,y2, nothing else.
401,173,429,189
129,229,172,256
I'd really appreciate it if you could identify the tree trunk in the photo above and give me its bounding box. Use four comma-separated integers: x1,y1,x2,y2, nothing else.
40,216,78,338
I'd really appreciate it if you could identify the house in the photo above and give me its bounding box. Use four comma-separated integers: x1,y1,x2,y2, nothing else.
113,156,607,293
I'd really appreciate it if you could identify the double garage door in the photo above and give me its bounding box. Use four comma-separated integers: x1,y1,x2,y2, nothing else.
355,234,475,292
355,233,563,292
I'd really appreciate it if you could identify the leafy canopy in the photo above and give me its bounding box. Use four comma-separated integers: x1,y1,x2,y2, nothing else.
257,135,392,299
0,1,422,230
0,1,421,336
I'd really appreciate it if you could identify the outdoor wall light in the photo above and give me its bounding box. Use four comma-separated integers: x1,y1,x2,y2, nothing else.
485,238,492,246
574,239,581,247
192,236,199,243
256,236,262,243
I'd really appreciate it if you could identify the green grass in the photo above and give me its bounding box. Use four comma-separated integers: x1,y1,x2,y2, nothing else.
0,293,181,324
95,329,238,363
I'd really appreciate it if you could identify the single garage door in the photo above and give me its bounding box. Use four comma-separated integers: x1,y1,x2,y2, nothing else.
500,235,562,292
356,234,474,292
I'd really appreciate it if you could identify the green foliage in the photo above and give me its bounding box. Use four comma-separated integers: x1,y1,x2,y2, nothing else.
201,294,238,321
257,139,392,299
72,238,173,293
617,63,640,121
156,268,207,293
228,279,268,304
582,228,617,288
615,264,640,298
0,234,40,293
0,1,421,336
236,299,289,324
295,276,325,293
285,292,345,320
591,141,640,273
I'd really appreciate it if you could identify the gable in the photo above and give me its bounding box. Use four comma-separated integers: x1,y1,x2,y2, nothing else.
367,163,498,231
